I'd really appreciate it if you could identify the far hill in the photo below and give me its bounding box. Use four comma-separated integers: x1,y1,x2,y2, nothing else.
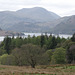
0,28,23,36
0,7,75,34
16,7,60,22
0,7,60,31
50,15,75,34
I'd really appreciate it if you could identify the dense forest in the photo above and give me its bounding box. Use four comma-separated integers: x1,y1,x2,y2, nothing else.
0,33,75,68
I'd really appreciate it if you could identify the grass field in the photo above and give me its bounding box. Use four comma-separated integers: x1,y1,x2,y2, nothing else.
0,64,75,75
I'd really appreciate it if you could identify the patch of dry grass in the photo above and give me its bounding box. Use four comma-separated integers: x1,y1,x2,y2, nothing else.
0,64,75,75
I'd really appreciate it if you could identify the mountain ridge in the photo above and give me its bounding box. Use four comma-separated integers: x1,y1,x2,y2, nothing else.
50,15,75,34
0,7,75,34
0,7,60,32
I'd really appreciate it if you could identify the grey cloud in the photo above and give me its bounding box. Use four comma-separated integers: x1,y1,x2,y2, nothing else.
0,0,41,11
0,0,41,5
0,0,75,16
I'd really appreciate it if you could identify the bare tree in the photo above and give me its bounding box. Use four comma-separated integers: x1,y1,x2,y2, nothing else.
12,44,47,68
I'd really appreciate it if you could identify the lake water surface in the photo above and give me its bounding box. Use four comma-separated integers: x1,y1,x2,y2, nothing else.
0,33,72,42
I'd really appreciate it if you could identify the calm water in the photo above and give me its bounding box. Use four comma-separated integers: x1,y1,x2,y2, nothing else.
24,33,72,38
0,33,72,42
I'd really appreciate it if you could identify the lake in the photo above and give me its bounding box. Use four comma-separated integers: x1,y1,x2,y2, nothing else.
24,33,72,39
0,33,72,42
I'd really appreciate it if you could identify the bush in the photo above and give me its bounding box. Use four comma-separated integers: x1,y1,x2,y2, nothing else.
0,54,15,65
51,47,66,64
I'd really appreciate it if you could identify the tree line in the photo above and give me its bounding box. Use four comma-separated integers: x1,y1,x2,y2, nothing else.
0,33,75,68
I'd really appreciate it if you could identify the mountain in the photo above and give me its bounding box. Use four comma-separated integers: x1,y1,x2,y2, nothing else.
0,28,2,31
0,7,60,32
16,7,60,22
0,11,35,30
0,7,74,34
50,15,75,34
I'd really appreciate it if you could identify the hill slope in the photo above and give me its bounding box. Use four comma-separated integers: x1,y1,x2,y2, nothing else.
16,7,60,22
50,15,75,34
0,7,60,32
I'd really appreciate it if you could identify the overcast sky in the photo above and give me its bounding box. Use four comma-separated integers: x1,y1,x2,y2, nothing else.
0,0,75,17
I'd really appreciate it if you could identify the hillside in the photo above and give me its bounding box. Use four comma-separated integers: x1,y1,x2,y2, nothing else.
0,28,24,36
0,7,75,34
16,7,60,22
50,15,75,34
0,7,60,32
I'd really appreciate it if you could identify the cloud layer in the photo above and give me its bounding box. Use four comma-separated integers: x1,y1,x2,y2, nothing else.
0,0,75,16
